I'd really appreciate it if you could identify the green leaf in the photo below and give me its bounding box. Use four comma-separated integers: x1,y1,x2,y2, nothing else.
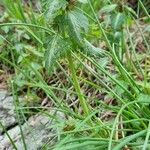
137,94,150,103
99,4,117,14
67,9,89,45
84,39,103,56
124,5,137,16
98,57,109,68
43,0,67,21
77,0,88,3
113,130,147,150
0,35,4,45
111,13,125,30
44,35,69,73
3,0,26,21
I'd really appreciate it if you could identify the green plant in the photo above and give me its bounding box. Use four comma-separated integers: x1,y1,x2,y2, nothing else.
0,0,150,149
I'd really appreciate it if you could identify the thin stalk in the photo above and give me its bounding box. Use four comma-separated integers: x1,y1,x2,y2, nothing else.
142,121,150,150
0,55,82,119
87,0,112,50
67,52,89,116
132,17,150,53
111,45,141,93
113,129,147,150
144,58,148,89
108,100,148,150
126,25,144,77
78,51,134,99
73,52,125,104
0,122,18,150
16,0,26,22
138,0,150,19
73,52,144,129
11,81,27,150
0,22,55,34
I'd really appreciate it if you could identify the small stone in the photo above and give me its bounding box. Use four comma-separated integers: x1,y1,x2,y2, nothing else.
0,90,7,100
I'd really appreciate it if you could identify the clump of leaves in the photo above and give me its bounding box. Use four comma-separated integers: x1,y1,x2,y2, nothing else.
2,0,150,149
1,0,103,120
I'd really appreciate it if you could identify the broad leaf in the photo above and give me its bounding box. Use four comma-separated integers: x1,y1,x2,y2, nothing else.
84,39,103,56
43,0,67,21
45,35,69,72
99,4,117,14
67,9,89,45
111,13,125,30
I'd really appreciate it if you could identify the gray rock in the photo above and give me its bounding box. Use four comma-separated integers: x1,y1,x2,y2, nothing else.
0,90,7,100
0,91,16,134
0,114,58,150
0,90,64,149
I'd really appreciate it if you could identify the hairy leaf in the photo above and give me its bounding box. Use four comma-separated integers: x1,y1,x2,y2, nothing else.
67,9,89,45
45,35,69,72
99,4,117,14
42,0,67,21
84,39,103,56
111,13,125,30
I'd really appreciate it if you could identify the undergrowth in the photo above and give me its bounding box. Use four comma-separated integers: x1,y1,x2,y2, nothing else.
0,0,150,149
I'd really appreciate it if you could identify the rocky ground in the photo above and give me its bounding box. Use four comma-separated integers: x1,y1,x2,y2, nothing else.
0,90,62,150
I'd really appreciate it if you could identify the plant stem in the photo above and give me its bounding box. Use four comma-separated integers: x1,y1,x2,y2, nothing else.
0,122,18,150
11,81,27,150
67,52,89,116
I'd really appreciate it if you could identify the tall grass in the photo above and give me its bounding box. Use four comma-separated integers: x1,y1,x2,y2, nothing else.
0,0,150,149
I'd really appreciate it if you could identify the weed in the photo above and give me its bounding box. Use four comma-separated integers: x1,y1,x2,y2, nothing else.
0,0,150,149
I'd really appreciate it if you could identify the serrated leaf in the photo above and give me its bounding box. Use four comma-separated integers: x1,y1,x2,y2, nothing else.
45,35,69,73
43,0,67,21
98,57,109,68
99,4,117,14
84,39,103,56
111,13,125,30
67,9,89,44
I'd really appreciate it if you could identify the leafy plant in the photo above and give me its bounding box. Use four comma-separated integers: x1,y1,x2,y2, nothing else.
0,0,150,149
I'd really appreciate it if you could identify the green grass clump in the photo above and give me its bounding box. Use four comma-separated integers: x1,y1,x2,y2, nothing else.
0,0,150,149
